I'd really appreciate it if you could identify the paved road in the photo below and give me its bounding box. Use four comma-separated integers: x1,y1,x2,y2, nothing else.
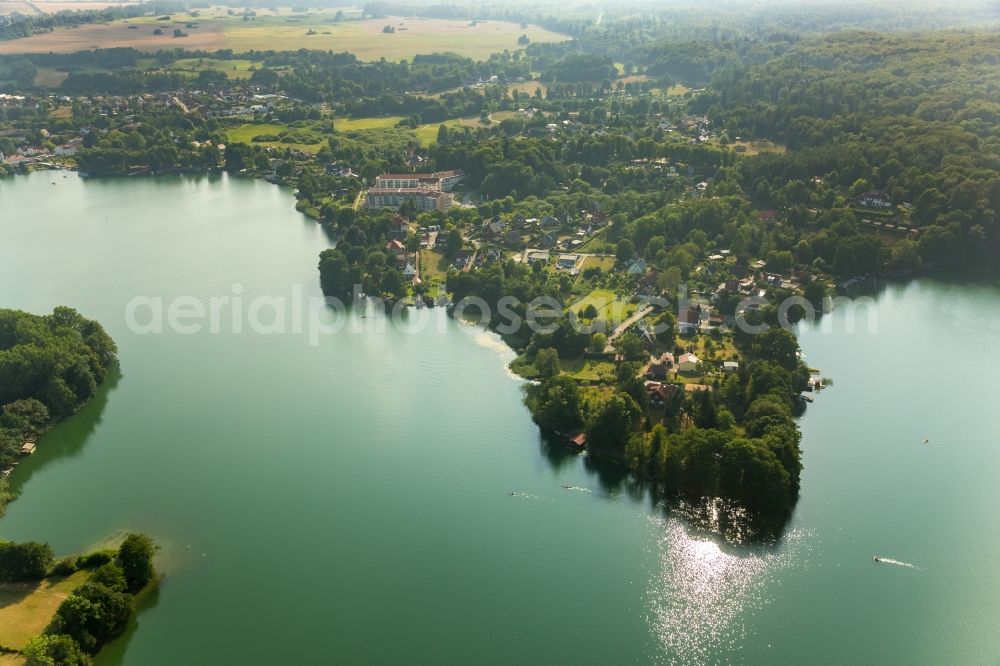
607,305,654,343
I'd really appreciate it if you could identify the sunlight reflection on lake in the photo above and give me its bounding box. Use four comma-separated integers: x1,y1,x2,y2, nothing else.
646,517,814,663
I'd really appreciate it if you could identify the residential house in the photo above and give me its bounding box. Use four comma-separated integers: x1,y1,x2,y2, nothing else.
54,138,83,156
482,217,505,239
678,308,700,336
627,258,647,275
677,352,700,373
389,214,410,240
708,312,728,328
556,254,578,270
386,239,406,258
858,190,892,209
526,251,550,264
646,352,675,380
646,382,680,407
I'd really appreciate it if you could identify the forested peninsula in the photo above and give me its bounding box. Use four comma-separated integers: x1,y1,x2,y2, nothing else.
0,307,118,514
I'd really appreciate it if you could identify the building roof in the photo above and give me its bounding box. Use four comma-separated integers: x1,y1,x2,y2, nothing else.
368,187,449,199
679,308,700,325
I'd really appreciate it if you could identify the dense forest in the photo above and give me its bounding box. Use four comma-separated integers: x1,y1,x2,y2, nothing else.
0,308,117,476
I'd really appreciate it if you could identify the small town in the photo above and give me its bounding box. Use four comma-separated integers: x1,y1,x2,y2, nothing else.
1,3,999,665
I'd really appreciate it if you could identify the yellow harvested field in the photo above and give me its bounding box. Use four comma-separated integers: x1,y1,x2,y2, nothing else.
34,0,139,11
0,653,25,666
0,19,227,53
0,13,569,60
0,570,89,651
0,1,34,15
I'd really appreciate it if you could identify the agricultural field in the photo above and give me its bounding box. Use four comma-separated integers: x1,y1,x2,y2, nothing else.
0,9,569,59
0,1,34,16
0,0,140,13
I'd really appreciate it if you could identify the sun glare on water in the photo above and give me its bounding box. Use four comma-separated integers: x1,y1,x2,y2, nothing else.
645,518,812,663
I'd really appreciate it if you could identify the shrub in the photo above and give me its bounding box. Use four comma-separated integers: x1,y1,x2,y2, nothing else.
0,540,54,581
51,557,80,577
76,550,114,569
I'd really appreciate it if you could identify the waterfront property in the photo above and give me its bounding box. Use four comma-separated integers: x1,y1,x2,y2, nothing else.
374,170,465,191
364,170,464,211
364,187,453,212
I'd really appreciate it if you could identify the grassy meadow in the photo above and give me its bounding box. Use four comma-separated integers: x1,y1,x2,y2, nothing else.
0,570,90,651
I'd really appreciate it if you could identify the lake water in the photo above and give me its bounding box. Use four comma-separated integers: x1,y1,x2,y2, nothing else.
1,171,999,664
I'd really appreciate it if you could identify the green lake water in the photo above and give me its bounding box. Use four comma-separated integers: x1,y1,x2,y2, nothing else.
1,171,999,664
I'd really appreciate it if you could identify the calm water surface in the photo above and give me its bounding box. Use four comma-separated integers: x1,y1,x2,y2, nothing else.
1,171,998,664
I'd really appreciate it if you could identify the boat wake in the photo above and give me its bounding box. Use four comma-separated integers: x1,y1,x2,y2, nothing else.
873,556,921,570
560,484,593,493
507,492,551,501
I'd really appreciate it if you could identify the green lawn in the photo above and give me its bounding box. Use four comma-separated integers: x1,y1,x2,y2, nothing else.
226,122,326,153
333,116,404,131
333,115,486,146
578,255,615,273
568,288,636,323
226,122,290,143
0,570,90,651
418,249,447,280
560,357,616,382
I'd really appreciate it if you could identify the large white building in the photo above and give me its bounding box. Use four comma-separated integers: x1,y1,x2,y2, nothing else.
374,170,464,192
365,188,453,212
365,170,464,211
